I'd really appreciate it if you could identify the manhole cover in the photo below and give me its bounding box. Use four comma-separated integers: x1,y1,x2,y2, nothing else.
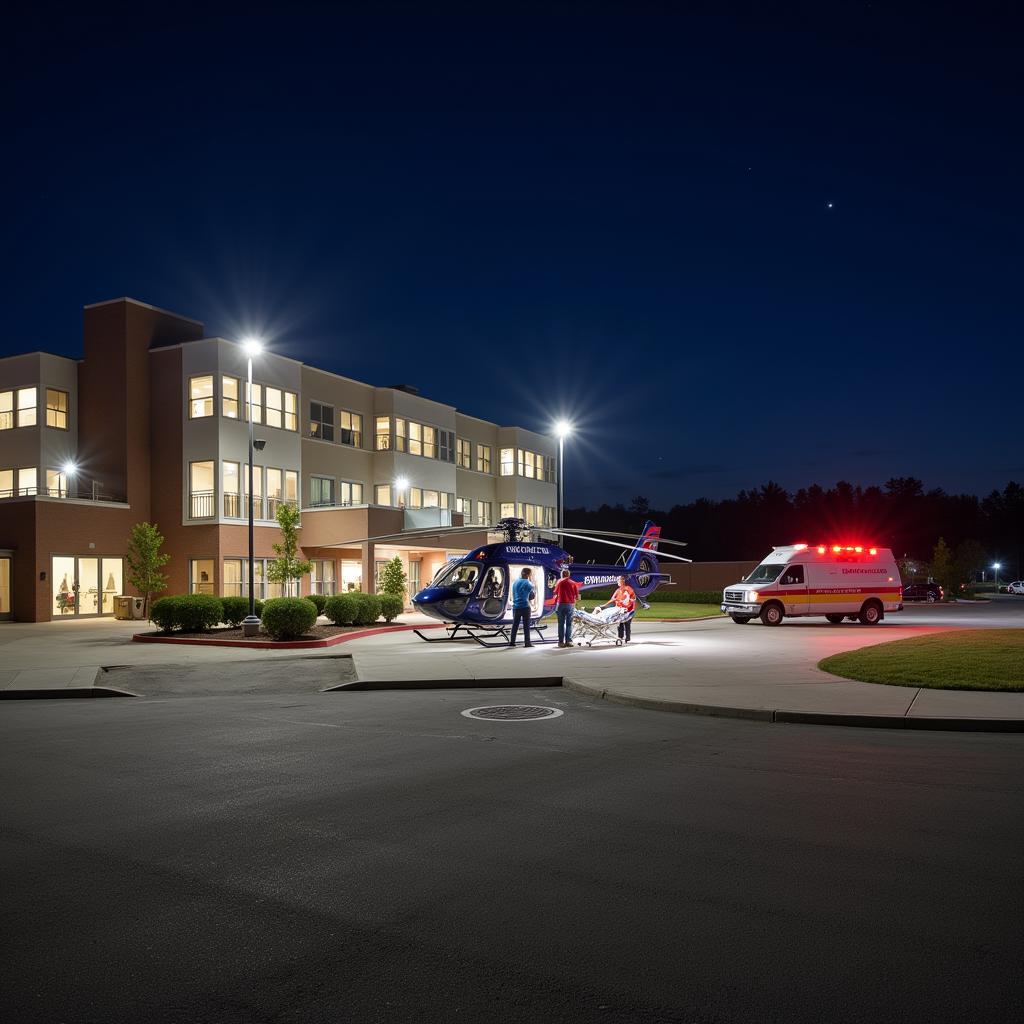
461,705,564,722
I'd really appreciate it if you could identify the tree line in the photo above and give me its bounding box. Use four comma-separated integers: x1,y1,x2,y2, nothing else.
564,478,1024,581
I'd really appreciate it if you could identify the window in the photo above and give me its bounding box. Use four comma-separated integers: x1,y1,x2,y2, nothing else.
456,438,471,469
339,480,363,506
476,445,491,473
222,376,240,418
189,376,213,418
189,559,215,595
0,469,13,497
222,558,244,597
500,502,515,518
285,470,298,504
423,425,438,459
476,500,491,526
0,391,12,430
781,565,805,585
375,484,393,506
0,387,39,430
223,462,241,517
265,387,283,429
340,411,362,447
375,416,391,450
45,389,68,429
311,560,336,596
267,468,283,516
311,476,335,507
18,468,37,496
341,560,362,593
189,461,215,518
500,448,515,476
436,428,449,462
310,402,334,441
455,496,470,518
516,449,550,481
284,391,297,431
244,465,264,518
46,468,68,496
394,417,406,452
408,421,422,456
519,503,554,527
245,382,263,423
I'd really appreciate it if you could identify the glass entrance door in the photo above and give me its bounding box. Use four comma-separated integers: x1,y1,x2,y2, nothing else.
0,555,11,620
51,556,124,617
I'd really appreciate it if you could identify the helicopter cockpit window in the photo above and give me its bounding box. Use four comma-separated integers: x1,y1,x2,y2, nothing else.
479,566,506,600
437,562,481,595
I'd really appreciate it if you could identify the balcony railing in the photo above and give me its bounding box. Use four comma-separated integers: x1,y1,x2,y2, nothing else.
219,494,298,520
1,486,126,503
190,491,215,519
223,492,241,518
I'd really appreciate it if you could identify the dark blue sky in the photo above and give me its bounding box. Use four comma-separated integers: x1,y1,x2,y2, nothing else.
6,2,1022,508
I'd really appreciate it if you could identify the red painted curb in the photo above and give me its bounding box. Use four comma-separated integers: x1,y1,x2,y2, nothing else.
132,622,445,650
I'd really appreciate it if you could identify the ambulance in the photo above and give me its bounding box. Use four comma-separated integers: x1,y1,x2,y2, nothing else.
721,543,903,626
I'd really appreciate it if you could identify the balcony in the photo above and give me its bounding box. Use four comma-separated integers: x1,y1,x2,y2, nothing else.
223,492,241,518
190,491,216,519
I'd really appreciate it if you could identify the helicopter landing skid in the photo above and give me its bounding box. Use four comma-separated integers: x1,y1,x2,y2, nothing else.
471,623,557,648
413,623,484,643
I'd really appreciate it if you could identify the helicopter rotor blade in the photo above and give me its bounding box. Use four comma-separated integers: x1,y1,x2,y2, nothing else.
538,526,689,548
550,531,693,562
324,525,493,548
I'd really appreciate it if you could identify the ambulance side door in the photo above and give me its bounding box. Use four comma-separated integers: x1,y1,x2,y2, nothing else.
778,564,809,615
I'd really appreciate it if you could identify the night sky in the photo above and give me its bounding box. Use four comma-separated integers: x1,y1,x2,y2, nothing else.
7,2,1022,509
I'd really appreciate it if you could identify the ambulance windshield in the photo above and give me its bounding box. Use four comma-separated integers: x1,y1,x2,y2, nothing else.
745,562,786,583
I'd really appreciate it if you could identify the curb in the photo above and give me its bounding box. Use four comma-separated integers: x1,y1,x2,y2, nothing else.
561,678,1024,732
132,622,442,649
0,687,138,700
325,676,563,691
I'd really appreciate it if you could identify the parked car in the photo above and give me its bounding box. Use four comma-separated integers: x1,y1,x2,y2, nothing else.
1006,581,1024,595
903,582,944,602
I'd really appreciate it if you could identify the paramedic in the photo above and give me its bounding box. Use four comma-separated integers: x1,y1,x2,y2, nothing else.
600,575,637,643
509,567,536,648
553,568,580,647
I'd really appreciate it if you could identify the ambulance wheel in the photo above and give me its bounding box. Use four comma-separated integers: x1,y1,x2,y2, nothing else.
760,602,784,627
730,614,752,624
825,614,845,624
859,600,883,626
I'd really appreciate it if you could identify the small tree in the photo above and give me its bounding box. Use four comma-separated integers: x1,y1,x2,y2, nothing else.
378,555,408,599
929,537,955,600
266,502,312,596
125,522,170,616
953,539,986,593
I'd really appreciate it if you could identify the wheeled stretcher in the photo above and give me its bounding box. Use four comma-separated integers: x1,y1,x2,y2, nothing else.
571,605,635,647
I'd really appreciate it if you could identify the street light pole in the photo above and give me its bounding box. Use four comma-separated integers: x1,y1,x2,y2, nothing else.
993,562,1001,595
553,420,572,530
242,339,263,635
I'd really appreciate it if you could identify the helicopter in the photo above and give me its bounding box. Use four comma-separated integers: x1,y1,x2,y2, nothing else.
331,517,691,646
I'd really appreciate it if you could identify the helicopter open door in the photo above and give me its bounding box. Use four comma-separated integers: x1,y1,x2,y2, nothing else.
506,564,544,619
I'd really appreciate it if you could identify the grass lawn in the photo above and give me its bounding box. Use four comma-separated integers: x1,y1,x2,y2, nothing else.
819,629,1024,692
634,602,723,620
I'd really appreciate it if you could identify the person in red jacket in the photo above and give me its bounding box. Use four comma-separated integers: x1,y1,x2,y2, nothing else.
552,568,581,647
599,575,637,643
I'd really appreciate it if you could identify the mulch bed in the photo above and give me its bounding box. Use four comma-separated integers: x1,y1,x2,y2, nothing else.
143,623,404,643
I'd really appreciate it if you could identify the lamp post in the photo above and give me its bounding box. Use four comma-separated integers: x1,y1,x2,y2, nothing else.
553,420,572,530
62,460,77,499
993,562,1001,595
394,476,409,509
241,338,263,636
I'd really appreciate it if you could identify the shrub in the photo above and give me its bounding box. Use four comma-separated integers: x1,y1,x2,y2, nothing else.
221,596,250,627
324,593,360,626
176,594,224,632
261,597,318,641
351,592,381,626
306,593,327,614
150,596,181,632
378,593,404,623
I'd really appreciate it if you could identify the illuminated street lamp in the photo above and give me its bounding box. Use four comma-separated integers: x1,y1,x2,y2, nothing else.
993,562,1001,594
553,420,572,530
394,476,409,508
241,338,264,636
61,460,77,498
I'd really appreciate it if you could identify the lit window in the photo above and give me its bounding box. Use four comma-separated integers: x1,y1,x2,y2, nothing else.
189,461,215,518
476,500,491,525
189,559,215,595
285,471,298,503
245,382,263,424
500,502,515,518
309,402,334,441
17,387,37,427
0,468,13,497
456,438,471,469
374,484,392,506
339,480,363,505
423,425,437,459
455,496,470,518
500,448,515,476
267,468,283,515
46,468,68,496
189,377,213,418
311,476,334,507
408,421,422,456
375,416,391,450
340,410,362,447
408,486,422,509
222,462,241,517
18,467,38,495
45,389,68,430
222,376,239,418
265,387,283,429
476,445,491,473
0,391,12,430
222,558,244,597
284,391,297,431
393,417,406,451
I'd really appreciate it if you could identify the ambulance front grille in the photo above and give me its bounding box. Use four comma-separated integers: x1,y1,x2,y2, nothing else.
724,590,745,602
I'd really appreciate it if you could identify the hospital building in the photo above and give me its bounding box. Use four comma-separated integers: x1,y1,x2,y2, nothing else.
0,297,558,621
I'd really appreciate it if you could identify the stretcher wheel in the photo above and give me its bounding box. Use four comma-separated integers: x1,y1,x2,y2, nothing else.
615,639,622,646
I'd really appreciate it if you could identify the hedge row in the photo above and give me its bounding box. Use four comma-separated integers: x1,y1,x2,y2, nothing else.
583,588,722,604
323,592,404,626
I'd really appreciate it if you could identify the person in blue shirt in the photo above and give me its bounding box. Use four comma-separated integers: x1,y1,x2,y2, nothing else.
509,567,536,648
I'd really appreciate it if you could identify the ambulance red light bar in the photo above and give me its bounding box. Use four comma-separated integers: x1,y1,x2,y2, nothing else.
818,544,878,556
